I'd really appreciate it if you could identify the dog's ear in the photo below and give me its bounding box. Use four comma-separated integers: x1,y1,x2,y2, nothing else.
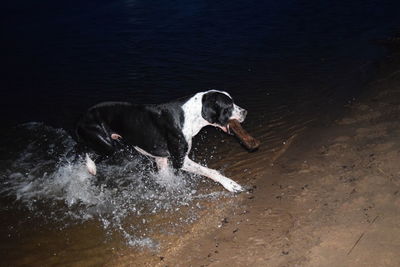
201,93,218,124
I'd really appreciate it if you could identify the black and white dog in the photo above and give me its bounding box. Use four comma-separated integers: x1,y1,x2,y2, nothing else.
75,90,247,192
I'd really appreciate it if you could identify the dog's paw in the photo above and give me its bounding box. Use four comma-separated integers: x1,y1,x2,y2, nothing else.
221,179,244,193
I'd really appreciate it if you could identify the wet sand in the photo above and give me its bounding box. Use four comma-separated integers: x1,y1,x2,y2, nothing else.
111,50,400,266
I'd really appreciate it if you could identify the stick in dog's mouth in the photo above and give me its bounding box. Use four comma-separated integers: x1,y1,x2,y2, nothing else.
228,119,260,151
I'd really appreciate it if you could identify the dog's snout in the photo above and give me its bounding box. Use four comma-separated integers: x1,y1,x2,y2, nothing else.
242,109,248,118
231,104,247,122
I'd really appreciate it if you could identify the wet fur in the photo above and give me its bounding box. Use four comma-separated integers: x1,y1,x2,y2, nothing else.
75,90,247,192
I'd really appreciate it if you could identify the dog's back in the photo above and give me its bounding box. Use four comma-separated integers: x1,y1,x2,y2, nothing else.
75,100,185,158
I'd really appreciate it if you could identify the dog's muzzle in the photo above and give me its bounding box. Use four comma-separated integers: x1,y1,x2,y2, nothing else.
231,104,247,123
217,105,247,134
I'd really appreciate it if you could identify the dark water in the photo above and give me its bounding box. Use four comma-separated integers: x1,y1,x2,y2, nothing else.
2,0,400,265
3,0,400,128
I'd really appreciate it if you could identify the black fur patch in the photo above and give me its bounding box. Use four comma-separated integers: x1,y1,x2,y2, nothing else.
201,92,234,126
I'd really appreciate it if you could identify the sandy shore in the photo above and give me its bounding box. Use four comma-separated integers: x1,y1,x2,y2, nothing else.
111,48,400,266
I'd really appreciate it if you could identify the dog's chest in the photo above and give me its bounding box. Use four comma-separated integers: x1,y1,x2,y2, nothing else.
181,93,209,143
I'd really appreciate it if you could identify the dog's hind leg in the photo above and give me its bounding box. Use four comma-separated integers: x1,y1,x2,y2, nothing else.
86,153,97,175
182,157,243,193
155,157,169,174
76,124,120,175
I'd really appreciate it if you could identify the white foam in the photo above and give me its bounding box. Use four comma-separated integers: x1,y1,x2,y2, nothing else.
152,167,188,191
0,122,226,248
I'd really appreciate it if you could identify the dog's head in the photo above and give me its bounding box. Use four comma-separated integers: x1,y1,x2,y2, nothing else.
201,91,247,133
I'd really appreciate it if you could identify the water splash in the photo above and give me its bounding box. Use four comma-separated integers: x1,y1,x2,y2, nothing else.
0,123,227,248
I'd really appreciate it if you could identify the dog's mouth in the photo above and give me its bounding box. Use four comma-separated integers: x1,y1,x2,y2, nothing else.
220,124,232,135
227,119,260,151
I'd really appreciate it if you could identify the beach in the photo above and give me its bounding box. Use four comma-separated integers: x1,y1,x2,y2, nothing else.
111,45,400,267
3,2,400,265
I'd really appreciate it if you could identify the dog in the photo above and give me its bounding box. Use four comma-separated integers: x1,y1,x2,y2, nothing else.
75,90,247,192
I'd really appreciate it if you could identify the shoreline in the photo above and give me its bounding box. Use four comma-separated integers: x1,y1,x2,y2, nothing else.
114,47,400,266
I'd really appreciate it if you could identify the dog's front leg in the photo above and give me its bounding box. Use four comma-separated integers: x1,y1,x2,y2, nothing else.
182,157,243,193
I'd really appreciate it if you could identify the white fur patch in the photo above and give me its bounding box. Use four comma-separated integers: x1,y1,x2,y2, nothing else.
231,104,246,122
181,91,209,145
85,153,97,175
